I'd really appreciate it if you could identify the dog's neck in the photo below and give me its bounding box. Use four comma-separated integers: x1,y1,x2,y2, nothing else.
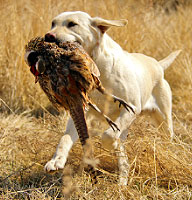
91,33,122,56
90,33,123,77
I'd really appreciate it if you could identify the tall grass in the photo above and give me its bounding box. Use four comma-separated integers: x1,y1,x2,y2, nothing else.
0,0,192,199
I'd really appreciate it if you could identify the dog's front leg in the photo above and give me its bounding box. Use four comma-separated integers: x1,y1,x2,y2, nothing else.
101,109,136,185
44,117,79,172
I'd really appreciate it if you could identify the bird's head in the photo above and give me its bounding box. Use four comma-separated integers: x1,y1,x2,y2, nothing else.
25,37,46,83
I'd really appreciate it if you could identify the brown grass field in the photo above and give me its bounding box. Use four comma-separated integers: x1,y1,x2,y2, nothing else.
0,0,192,199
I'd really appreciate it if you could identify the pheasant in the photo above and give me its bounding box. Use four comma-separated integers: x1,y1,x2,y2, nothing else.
25,37,134,183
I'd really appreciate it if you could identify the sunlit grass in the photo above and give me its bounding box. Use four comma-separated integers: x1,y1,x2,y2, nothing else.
0,0,192,199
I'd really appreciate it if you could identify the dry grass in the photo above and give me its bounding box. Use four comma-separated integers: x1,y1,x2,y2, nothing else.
0,0,192,199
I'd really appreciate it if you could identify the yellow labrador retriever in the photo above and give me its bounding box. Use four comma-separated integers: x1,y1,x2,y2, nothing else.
44,11,180,185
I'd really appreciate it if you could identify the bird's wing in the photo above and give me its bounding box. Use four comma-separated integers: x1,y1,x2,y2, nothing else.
69,44,100,77
88,61,100,77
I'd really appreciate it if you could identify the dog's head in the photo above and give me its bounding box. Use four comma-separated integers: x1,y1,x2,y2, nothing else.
45,11,127,54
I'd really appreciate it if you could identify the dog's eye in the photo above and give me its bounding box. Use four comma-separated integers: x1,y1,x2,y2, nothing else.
51,21,56,29
67,21,78,28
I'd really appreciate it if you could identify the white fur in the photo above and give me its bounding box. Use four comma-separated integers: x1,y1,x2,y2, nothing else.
44,11,181,185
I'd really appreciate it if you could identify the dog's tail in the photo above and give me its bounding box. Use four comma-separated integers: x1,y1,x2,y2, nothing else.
159,50,181,70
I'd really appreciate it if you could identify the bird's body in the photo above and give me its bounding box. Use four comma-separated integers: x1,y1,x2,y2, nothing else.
25,37,134,183
26,37,100,111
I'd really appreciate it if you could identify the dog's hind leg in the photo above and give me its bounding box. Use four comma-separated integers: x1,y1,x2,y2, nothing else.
152,79,174,140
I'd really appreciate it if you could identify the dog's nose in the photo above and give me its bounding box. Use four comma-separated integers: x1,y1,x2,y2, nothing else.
45,32,56,42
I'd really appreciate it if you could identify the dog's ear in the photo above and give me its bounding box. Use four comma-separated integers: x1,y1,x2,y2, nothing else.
92,17,127,34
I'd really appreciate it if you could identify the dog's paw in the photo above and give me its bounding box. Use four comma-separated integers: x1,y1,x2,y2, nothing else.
44,156,66,172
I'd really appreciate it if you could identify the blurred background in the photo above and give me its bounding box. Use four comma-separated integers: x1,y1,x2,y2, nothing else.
0,0,192,199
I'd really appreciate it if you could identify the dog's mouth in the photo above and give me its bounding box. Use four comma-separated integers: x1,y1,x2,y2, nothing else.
44,34,82,46
55,38,82,46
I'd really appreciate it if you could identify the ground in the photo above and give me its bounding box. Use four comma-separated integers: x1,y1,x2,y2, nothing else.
0,0,192,199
